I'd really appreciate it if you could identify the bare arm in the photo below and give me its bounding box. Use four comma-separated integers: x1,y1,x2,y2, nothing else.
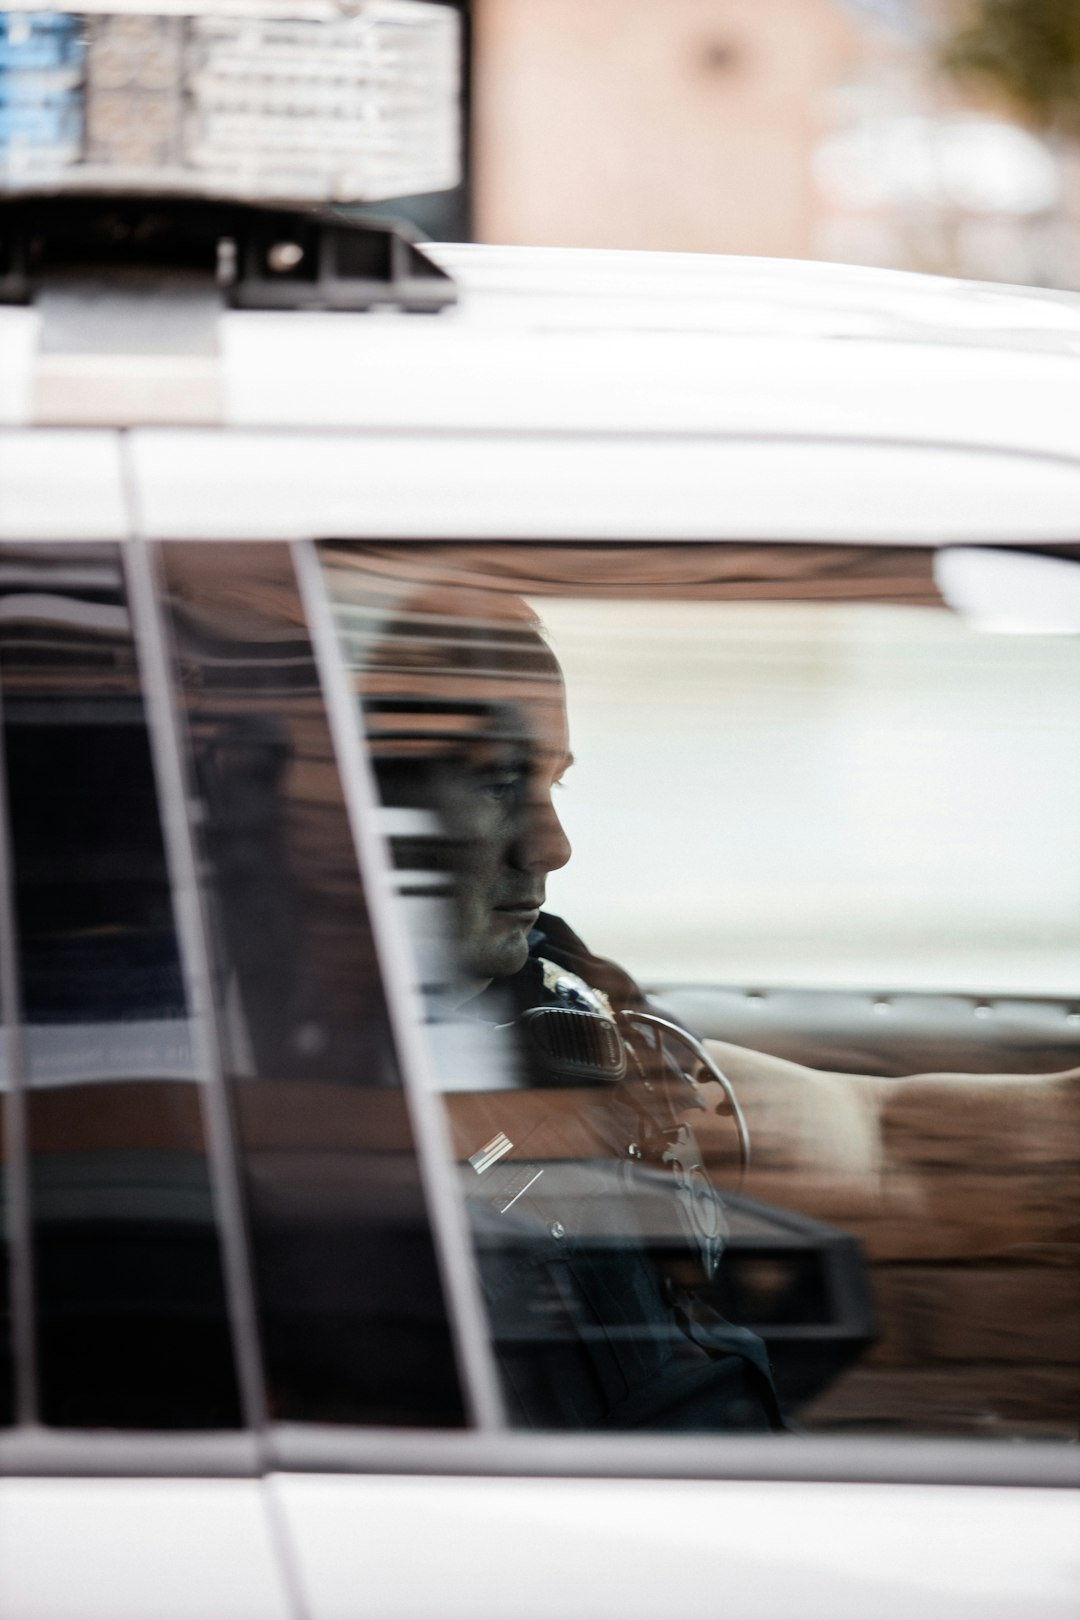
701,1037,1080,1221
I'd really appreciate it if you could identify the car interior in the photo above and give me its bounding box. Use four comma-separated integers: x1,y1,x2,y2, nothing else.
321,538,1080,1440
1,536,1077,1444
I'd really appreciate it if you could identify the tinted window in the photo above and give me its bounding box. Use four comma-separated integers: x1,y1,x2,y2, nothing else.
0,543,241,1427
157,542,466,1428
0,945,12,1425
317,540,1080,1440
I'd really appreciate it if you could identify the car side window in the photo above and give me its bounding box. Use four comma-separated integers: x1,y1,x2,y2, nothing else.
315,539,1080,1442
155,542,467,1428
0,858,12,1425
0,543,242,1427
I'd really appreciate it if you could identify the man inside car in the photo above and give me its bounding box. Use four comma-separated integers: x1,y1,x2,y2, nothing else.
362,583,785,1431
356,576,1080,1438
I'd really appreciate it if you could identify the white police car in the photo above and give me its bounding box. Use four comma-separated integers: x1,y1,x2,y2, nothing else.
0,4,1078,1616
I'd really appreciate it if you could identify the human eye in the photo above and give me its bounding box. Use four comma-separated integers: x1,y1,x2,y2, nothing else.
475,770,524,804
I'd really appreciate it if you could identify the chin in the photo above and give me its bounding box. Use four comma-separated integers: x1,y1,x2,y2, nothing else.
471,930,530,982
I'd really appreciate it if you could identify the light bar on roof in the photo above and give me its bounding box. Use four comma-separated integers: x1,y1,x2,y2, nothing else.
0,0,461,203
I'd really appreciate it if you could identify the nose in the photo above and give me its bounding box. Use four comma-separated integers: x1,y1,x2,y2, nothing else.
513,792,572,878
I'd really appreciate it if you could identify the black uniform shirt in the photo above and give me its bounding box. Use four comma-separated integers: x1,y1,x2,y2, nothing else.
460,914,783,1432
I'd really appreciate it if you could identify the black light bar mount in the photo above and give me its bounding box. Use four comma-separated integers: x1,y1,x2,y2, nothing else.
0,193,456,312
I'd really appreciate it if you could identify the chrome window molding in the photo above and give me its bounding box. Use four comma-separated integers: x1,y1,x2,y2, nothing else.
293,536,504,1431
267,1426,1080,1491
0,1425,1076,1489
0,1430,262,1477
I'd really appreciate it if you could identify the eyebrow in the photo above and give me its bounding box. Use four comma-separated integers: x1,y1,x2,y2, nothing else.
465,746,574,778
525,749,574,777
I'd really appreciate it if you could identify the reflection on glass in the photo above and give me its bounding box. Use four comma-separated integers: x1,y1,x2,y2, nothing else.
319,547,791,1431
0,543,240,1427
318,541,1079,1440
0,1018,11,1425
157,542,466,1427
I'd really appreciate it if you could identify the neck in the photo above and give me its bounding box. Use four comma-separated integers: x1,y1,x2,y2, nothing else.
437,975,492,1012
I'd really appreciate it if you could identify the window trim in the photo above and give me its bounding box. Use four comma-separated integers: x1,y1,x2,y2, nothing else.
267,1426,1080,1491
293,536,504,1431
0,1426,1076,1488
0,1430,262,1476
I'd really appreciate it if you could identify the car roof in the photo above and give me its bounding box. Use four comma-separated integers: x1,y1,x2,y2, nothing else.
2,243,1080,543
434,243,1080,355
214,244,1080,450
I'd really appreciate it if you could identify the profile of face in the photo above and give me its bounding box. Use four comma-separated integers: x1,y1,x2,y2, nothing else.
434,685,573,990
361,583,573,997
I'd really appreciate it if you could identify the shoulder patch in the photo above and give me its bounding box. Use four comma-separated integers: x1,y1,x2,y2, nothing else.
538,957,615,1019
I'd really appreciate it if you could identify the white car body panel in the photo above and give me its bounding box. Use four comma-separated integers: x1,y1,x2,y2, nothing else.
0,431,127,541
126,426,1080,542
275,1473,1080,1620
0,308,38,427
217,307,1080,450
5,245,1080,542
3,419,1080,543
0,1479,294,1620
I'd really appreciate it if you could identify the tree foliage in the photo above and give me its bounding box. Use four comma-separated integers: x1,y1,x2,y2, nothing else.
940,0,1080,135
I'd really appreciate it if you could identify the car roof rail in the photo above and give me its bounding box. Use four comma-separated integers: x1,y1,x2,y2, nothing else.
0,192,456,313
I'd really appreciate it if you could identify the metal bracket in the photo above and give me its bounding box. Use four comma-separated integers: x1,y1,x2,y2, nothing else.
0,192,456,313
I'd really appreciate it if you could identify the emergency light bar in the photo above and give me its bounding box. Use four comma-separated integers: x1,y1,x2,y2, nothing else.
0,0,461,204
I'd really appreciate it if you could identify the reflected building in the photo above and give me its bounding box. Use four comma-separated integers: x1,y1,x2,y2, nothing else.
474,0,1080,289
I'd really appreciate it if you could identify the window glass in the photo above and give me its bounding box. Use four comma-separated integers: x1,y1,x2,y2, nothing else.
317,540,1080,1440
156,542,466,1428
542,596,1080,997
0,998,12,1425
0,543,241,1427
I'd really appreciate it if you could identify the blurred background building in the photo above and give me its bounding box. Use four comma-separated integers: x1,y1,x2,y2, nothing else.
455,0,1080,289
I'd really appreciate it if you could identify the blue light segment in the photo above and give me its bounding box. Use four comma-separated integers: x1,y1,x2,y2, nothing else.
0,12,82,70
0,13,84,170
